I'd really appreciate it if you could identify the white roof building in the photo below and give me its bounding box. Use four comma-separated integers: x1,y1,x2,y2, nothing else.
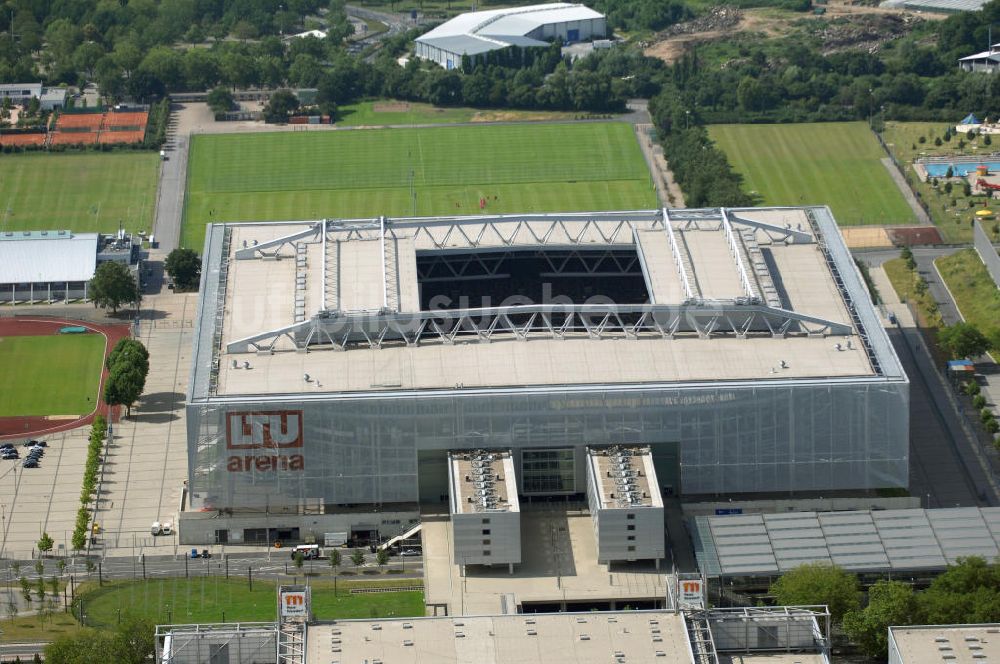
415,3,606,68
0,230,98,284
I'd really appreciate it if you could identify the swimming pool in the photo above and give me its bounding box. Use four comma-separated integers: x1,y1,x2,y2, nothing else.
924,161,1000,177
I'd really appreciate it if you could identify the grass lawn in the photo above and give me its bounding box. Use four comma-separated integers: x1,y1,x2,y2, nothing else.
182,122,656,248
884,257,943,330
0,334,105,417
76,578,424,628
0,611,83,641
336,100,582,127
936,248,1000,339
0,152,159,234
708,122,915,226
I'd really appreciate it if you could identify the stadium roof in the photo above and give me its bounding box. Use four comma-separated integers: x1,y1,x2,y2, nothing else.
189,207,904,401
416,3,600,54
0,230,98,284
691,507,1000,578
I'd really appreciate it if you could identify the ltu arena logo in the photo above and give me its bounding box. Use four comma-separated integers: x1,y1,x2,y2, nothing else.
226,411,305,472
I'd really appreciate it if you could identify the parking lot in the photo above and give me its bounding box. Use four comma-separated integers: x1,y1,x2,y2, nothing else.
0,427,89,558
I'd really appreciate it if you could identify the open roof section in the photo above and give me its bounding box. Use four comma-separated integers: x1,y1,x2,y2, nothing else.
188,207,903,400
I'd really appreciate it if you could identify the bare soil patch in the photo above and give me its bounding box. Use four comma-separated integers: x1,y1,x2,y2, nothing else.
372,101,412,113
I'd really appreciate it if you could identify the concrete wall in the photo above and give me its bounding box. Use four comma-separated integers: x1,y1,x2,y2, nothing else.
177,509,419,546
530,17,607,42
973,219,1000,289
452,510,521,567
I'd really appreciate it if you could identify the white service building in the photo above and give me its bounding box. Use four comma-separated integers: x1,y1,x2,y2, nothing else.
415,3,606,69
449,449,521,571
586,446,665,565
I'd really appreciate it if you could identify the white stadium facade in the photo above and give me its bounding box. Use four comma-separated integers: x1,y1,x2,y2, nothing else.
414,3,607,69
180,207,908,546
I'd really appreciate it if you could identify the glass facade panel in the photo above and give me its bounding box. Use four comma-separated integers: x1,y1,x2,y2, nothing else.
521,449,576,494
187,378,909,510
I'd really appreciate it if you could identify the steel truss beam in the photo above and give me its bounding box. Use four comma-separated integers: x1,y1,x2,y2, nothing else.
416,248,641,282
226,301,852,353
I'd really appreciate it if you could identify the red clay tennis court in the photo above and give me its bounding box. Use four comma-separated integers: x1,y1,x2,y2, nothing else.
50,130,98,145
51,110,149,146
0,133,46,147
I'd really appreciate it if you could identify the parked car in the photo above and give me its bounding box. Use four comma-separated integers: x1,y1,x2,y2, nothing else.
22,460,38,468
399,548,422,557
0,444,14,450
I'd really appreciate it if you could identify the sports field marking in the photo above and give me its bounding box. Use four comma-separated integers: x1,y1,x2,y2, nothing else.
0,152,159,234
0,334,105,417
183,122,657,248
708,122,916,226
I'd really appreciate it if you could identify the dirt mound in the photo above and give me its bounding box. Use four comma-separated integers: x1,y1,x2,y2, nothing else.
814,13,921,54
658,6,743,38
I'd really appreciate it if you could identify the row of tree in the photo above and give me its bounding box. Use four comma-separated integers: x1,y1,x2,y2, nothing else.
45,617,154,663
771,557,1000,658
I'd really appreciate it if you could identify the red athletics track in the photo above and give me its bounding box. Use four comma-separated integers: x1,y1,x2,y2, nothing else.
0,317,130,439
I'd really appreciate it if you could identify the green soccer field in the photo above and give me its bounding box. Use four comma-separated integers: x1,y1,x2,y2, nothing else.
0,152,160,234
182,122,657,248
0,334,105,417
708,122,916,226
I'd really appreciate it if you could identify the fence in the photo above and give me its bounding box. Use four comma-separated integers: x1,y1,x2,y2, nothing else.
871,126,939,225
973,219,1000,289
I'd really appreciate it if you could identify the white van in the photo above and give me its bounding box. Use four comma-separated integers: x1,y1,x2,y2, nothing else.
290,544,321,560
151,522,162,536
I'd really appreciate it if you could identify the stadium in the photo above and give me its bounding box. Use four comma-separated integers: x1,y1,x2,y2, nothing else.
180,206,908,547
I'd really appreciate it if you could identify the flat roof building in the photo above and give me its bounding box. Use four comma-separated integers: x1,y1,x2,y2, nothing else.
449,449,521,571
0,229,140,304
181,207,908,547
0,82,66,110
889,624,1000,664
691,506,1000,580
415,3,606,69
586,445,665,565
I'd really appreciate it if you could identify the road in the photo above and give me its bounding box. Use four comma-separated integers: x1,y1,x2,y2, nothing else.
151,109,187,252
0,642,46,661
861,250,999,507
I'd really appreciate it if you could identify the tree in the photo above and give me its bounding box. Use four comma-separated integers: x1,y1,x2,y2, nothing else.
293,551,304,572
103,364,146,417
350,548,365,572
844,580,921,658
329,549,342,574
45,619,154,663
37,532,53,556
106,339,150,377
375,548,389,572
164,248,202,291
88,262,140,314
938,322,991,359
769,562,860,624
263,89,299,123
206,87,234,116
